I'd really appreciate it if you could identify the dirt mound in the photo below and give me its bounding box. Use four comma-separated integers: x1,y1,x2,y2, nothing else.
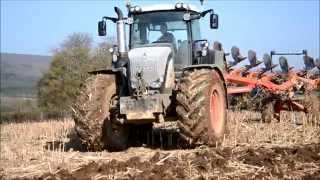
35,144,320,180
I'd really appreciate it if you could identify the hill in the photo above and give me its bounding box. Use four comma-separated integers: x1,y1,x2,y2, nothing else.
0,53,52,97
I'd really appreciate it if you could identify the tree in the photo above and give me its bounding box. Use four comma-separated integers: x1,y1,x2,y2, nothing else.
90,42,113,71
37,33,112,113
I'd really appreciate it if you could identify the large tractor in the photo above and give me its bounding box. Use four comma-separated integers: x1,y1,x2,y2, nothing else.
72,3,228,151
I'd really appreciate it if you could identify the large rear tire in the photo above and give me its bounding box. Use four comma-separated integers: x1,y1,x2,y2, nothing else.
176,69,227,146
72,74,128,151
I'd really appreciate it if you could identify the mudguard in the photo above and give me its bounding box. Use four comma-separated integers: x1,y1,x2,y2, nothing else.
88,67,131,96
183,64,225,83
88,67,123,75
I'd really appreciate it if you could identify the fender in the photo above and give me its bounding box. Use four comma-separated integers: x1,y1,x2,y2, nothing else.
183,64,228,108
183,64,225,83
88,67,131,96
88,67,123,75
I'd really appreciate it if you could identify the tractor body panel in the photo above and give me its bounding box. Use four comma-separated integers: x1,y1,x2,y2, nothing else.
128,44,175,91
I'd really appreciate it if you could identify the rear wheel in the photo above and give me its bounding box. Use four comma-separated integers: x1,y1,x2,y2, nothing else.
176,69,227,146
72,74,128,151
261,101,275,123
261,99,281,123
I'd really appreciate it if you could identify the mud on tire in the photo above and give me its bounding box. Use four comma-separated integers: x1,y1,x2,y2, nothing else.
72,74,128,151
176,69,227,146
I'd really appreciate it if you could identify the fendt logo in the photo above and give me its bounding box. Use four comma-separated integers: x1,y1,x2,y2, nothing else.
142,52,147,60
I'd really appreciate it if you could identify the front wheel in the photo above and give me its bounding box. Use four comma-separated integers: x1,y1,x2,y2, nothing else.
72,74,128,151
176,69,227,146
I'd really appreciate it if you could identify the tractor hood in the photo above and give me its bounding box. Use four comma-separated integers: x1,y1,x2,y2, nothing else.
128,44,175,90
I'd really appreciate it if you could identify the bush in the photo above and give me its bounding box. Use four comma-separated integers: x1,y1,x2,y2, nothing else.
37,33,112,114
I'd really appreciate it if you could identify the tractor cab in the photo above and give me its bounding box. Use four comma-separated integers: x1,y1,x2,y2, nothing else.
128,3,218,70
97,3,223,94
124,3,221,91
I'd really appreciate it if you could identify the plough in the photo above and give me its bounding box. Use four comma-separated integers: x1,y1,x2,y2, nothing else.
219,44,320,122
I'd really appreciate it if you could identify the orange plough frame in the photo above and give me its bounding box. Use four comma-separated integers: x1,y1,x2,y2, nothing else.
225,68,319,113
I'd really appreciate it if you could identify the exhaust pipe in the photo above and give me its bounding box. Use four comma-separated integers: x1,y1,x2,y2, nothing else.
114,7,127,56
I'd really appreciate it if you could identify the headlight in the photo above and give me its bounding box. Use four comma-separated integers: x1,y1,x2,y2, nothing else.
150,81,162,88
130,6,141,13
204,42,209,48
175,3,183,9
150,78,163,88
112,54,118,62
135,6,141,12
176,3,189,10
182,4,189,9
201,50,208,57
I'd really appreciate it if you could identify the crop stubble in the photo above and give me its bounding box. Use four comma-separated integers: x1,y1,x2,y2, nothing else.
0,111,319,179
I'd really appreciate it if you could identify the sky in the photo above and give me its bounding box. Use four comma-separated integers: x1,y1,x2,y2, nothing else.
1,0,319,68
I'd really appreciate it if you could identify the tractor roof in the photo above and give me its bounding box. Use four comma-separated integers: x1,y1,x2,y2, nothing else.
136,4,200,13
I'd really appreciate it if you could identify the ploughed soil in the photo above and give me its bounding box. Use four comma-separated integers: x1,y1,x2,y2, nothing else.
37,144,320,180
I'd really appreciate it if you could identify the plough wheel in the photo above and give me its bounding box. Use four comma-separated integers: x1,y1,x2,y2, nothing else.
261,100,280,123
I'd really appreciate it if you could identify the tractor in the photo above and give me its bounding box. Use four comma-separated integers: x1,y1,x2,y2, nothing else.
72,3,228,151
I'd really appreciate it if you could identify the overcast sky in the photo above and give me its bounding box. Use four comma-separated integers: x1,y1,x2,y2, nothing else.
1,0,319,68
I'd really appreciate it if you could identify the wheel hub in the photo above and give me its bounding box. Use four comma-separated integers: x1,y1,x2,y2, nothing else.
210,88,223,135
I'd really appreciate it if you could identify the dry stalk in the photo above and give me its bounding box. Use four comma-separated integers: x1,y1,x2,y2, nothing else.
1,112,319,179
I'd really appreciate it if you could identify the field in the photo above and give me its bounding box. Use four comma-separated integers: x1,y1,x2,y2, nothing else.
1,111,319,179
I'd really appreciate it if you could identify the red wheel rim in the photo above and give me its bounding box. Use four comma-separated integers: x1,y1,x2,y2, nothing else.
210,88,223,135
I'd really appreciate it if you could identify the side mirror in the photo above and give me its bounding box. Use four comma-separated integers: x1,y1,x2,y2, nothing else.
98,20,106,36
210,14,219,29
302,49,307,56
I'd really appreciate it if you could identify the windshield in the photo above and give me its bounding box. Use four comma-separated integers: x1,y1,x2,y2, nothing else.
130,11,188,50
